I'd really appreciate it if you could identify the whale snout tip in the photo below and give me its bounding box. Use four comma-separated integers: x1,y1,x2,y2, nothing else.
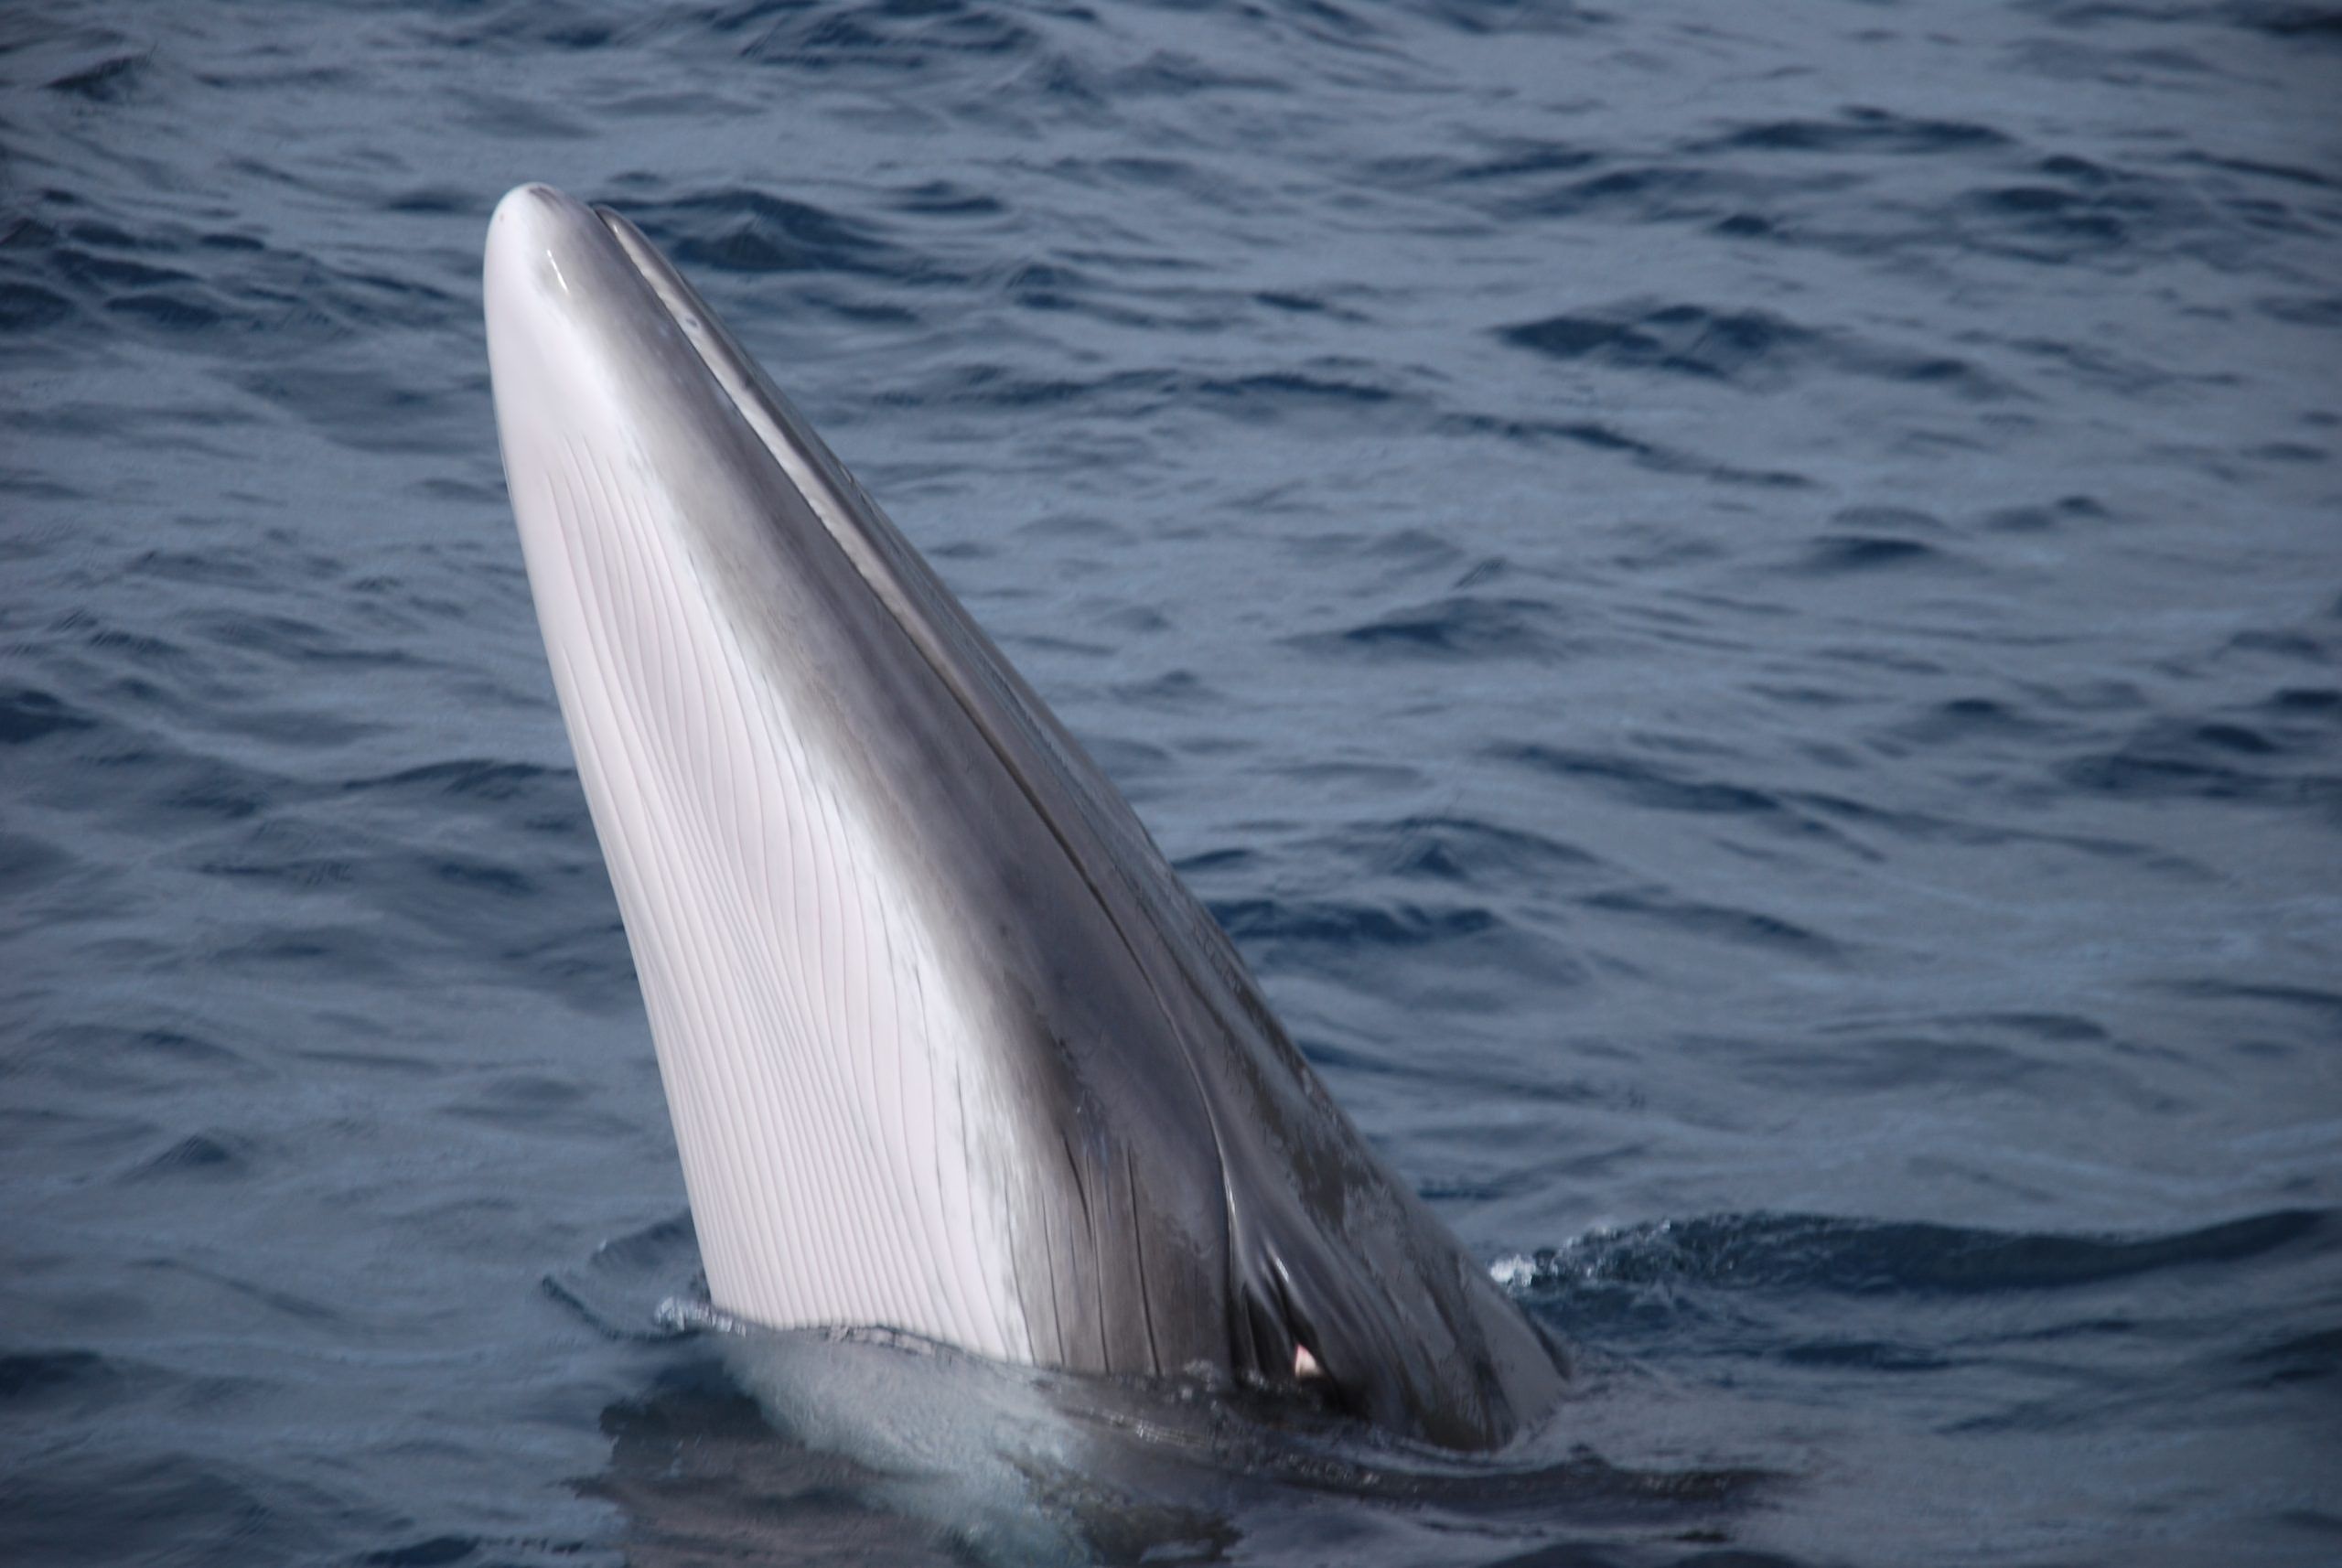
485,184,615,314
491,182,575,228
485,184,605,271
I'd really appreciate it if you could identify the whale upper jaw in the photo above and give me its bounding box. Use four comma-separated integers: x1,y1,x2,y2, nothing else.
484,183,1566,1450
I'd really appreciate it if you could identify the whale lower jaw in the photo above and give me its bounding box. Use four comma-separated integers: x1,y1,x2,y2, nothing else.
484,184,1566,1450
488,188,1050,1364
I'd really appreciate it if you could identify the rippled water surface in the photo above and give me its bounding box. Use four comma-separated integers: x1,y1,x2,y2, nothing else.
5,2,2338,1563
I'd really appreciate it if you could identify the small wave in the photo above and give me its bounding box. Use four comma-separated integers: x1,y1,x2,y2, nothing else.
1211,895,1502,952
345,754,560,791
0,280,77,335
1579,886,1841,959
1501,304,1820,383
1500,302,2004,401
2238,1325,2342,1389
44,50,148,104
0,1348,124,1410
2058,712,2342,808
1288,595,1564,661
719,0,1046,72
1794,534,1954,575
0,686,98,745
359,1537,493,1568
1342,811,1604,886
1694,106,2011,156
1506,1208,2332,1300
124,1132,254,1184
1888,696,2057,749
622,187,922,280
1496,745,1795,823
543,1212,707,1343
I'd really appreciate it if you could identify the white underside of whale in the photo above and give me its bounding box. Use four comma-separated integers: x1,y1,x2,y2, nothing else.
486,189,1038,1365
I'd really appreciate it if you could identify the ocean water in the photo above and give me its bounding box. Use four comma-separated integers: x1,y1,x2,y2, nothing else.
4,1,2338,1563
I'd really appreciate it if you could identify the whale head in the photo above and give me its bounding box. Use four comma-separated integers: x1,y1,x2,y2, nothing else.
483,183,1564,1450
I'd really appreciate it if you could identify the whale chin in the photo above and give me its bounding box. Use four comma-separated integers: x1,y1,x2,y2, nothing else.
484,182,1565,1450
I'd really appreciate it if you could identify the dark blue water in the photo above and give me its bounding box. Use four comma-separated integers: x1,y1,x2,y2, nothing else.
5,2,2338,1563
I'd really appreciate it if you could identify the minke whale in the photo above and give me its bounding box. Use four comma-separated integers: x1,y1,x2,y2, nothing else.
483,183,1565,1450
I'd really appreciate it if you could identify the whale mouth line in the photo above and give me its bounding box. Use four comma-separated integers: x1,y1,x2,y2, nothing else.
586,202,919,639
576,199,1108,886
